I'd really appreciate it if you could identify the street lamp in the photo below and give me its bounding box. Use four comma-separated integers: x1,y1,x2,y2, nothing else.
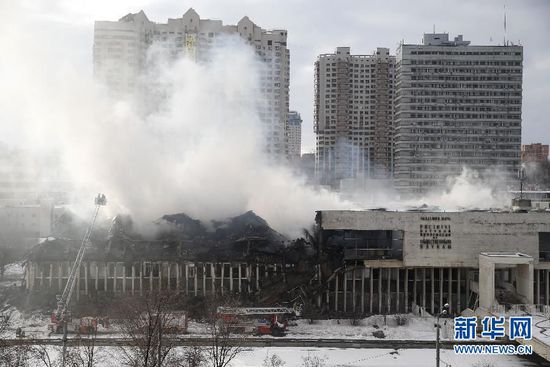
436,303,449,367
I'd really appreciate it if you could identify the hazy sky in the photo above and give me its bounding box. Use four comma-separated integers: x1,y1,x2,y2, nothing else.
9,0,550,152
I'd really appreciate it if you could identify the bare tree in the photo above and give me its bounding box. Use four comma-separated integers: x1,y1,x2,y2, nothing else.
181,346,207,367
203,296,246,367
0,310,33,367
66,329,99,367
262,352,286,367
116,292,182,367
300,353,327,367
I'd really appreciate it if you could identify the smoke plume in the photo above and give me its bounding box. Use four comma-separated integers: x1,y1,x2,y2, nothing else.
0,3,515,239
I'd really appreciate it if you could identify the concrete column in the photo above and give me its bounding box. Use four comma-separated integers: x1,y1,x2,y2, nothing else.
387,268,391,313
369,269,374,313
176,264,180,293
211,263,216,295
396,268,400,313
238,265,242,293
131,265,135,295
413,268,417,307
448,268,453,314
140,263,143,296
457,268,461,312
76,265,80,301
404,268,408,313
58,263,62,290
430,268,435,315
203,264,207,296
343,271,347,312
546,270,549,306
113,263,117,293
378,268,382,314
422,268,426,309
95,263,99,292
122,265,126,294
352,269,356,312
335,274,339,312
26,263,31,290
439,268,444,312
221,264,225,295
256,265,260,291
149,264,153,293
167,263,171,291
466,269,470,309
516,263,534,304
84,263,88,295
105,264,108,292
194,266,198,297
185,264,189,295
536,269,541,305
247,265,252,294
230,264,234,292
49,263,53,288
361,268,365,314
159,263,163,291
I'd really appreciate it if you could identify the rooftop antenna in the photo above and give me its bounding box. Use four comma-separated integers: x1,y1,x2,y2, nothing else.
433,24,436,34
503,4,508,46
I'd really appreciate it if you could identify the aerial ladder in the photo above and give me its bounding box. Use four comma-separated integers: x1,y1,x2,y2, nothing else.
49,194,106,365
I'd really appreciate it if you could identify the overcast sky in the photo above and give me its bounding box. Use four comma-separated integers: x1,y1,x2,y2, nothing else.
11,0,550,153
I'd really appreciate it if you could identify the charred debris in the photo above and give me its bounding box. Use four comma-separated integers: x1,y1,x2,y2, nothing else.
27,210,314,268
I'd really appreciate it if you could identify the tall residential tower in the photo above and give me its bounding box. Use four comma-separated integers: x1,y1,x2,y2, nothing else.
314,47,395,188
394,33,523,195
287,111,302,160
93,8,290,159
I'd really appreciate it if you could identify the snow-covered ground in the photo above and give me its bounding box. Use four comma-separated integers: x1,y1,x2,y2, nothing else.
284,315,448,340
5,311,451,341
232,347,538,367
17,346,539,367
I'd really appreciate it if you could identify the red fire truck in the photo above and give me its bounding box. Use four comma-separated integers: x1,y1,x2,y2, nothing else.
216,307,295,336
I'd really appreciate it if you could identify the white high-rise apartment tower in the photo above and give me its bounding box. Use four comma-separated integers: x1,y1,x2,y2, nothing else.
93,8,290,159
394,33,522,195
314,47,395,188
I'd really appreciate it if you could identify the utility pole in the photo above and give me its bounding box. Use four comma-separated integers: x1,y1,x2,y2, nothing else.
436,303,449,367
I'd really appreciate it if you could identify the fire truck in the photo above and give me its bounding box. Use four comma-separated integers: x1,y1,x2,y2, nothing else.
216,307,295,336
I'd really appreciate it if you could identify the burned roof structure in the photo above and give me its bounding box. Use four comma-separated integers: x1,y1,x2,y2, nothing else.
28,211,288,263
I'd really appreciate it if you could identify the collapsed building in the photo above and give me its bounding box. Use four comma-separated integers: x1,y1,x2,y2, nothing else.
315,208,550,316
25,211,298,302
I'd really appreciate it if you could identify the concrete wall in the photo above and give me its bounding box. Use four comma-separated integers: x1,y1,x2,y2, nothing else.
319,211,550,267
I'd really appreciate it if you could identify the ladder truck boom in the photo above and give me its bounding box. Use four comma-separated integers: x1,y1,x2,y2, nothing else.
53,194,106,325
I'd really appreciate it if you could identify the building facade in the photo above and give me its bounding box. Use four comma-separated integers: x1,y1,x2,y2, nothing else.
522,143,549,163
316,209,550,316
314,47,395,187
394,33,523,195
94,8,290,159
286,111,302,160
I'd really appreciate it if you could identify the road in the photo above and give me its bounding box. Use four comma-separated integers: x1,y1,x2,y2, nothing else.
0,337,505,349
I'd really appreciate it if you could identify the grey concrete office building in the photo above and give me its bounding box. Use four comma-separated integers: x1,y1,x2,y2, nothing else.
314,47,396,188
287,111,302,160
394,33,523,195
94,8,290,160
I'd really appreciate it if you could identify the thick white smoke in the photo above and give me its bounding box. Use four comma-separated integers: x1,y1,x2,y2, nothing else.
0,3,514,239
0,4,353,237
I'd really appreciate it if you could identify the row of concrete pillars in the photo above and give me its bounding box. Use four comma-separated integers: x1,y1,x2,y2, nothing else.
26,261,286,299
324,267,472,316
